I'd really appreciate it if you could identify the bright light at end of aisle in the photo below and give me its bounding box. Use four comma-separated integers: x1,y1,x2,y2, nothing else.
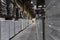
32,18,36,23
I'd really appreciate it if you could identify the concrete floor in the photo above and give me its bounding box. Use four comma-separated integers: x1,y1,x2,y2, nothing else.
11,19,60,40
11,20,43,40
1,19,60,40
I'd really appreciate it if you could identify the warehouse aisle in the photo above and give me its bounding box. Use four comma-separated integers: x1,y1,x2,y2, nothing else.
12,20,43,40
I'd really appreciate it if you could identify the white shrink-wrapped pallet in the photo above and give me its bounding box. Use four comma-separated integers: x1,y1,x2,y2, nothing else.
15,21,19,34
45,0,60,40
25,20,28,27
22,19,26,29
1,21,9,40
8,21,14,38
18,19,22,32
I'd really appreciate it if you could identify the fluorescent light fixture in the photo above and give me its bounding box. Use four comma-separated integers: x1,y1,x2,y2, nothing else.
33,5,36,9
1,0,4,3
31,1,33,4
1,0,6,4
44,5,46,7
38,5,42,7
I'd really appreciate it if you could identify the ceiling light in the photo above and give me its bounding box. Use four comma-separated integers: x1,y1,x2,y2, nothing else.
44,5,46,7
38,5,42,7
31,1,33,4
32,5,37,10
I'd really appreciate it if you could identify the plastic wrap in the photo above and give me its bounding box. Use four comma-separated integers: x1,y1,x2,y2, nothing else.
1,21,9,40
45,0,60,40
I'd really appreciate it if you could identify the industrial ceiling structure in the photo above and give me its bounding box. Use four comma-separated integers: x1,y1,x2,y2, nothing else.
0,0,45,20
